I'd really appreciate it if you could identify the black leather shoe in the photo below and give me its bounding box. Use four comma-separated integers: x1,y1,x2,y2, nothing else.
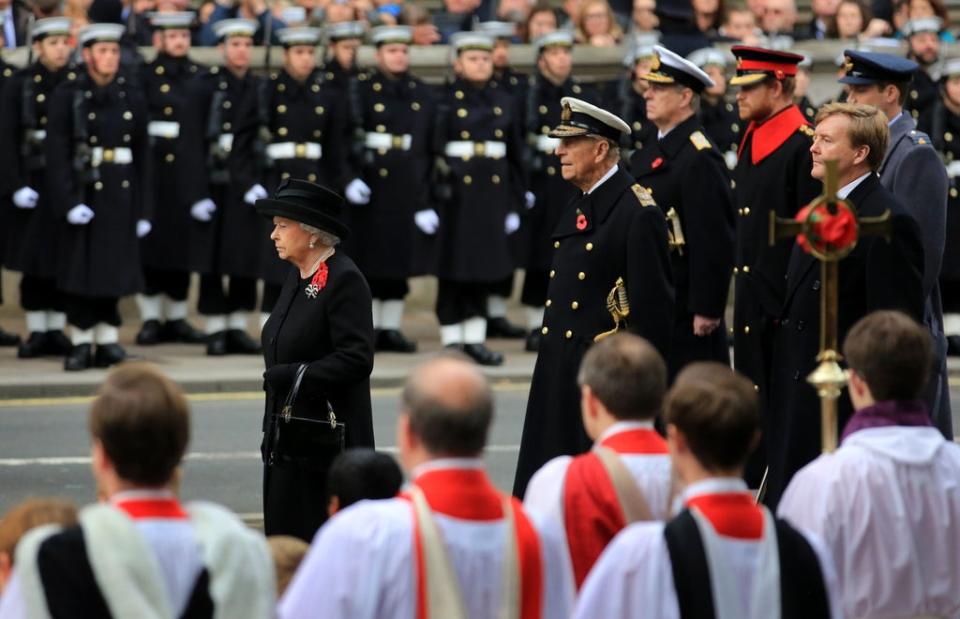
94,343,128,368
136,319,163,345
376,329,417,353
206,331,228,356
64,344,94,371
443,343,463,353
45,330,73,356
948,335,960,357
0,326,21,347
18,332,48,358
462,343,504,366
525,329,541,353
486,317,526,339
162,319,206,344
226,329,262,354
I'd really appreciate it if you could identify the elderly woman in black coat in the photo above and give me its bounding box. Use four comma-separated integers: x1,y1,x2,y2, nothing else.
255,179,375,541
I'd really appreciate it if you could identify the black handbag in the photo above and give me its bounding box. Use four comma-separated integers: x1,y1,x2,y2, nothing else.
267,363,346,471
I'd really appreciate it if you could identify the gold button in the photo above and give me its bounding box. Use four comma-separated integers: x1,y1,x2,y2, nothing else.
121,180,130,188
308,173,317,182
743,265,750,273
585,243,593,251
90,136,97,144
123,134,131,143
88,112,96,120
374,103,385,112
541,326,549,335
571,301,579,310
731,123,739,132
457,108,467,118
633,121,642,131
376,124,386,132
463,175,472,185
547,166,556,176
494,106,503,116
379,168,388,177
744,207,751,215
160,84,170,93
223,100,232,109
539,105,547,114
277,83,285,92
754,385,760,392
36,93,45,103
411,102,420,111
744,325,751,334
541,125,549,134
373,82,382,91
165,153,175,163
123,111,133,120
277,104,287,113
565,330,573,339
549,269,556,278
281,172,290,180
94,181,103,190
460,130,470,139
164,106,173,116
578,272,585,280
947,132,954,142
278,127,288,136
492,175,501,184
33,74,41,83
312,84,320,92
554,241,560,249
313,130,322,138
733,267,739,274
40,116,47,125
494,129,503,138
952,188,958,198
545,299,552,307
315,106,325,115
455,90,464,99
731,180,736,189
223,122,231,131
737,208,743,215
911,90,918,100
155,65,164,75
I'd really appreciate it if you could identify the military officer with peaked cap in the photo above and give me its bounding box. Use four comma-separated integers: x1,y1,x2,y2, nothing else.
0,17,76,359
687,46,742,170
46,23,153,371
843,49,952,438
135,10,207,347
631,46,735,378
513,97,674,498
181,18,264,356
341,25,433,353
232,25,347,321
426,32,527,366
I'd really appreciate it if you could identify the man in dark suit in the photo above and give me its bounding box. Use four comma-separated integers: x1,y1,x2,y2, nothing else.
765,102,925,508
630,45,734,378
513,96,674,497
843,49,951,438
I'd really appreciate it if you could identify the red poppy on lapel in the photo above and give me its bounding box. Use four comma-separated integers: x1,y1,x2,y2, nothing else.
576,214,588,230
652,157,663,169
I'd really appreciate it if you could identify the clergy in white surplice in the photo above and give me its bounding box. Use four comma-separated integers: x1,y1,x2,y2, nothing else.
779,310,960,619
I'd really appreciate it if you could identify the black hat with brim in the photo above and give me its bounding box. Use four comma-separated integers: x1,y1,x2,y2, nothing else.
255,179,350,240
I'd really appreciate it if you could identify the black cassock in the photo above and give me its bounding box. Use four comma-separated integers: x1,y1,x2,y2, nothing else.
260,252,374,541
513,167,674,498
764,173,925,508
630,115,735,378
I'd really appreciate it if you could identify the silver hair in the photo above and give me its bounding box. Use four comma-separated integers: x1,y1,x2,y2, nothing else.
299,222,341,247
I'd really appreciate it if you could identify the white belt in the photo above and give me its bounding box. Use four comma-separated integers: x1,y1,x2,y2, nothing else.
27,129,46,142
364,132,412,151
147,121,180,139
947,160,960,178
535,135,560,154
444,140,506,159
91,146,133,166
218,133,234,153
266,142,322,160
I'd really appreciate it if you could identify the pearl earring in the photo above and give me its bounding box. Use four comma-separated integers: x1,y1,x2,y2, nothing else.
309,241,315,248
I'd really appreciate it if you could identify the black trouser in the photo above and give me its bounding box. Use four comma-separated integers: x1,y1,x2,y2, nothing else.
197,274,258,316
65,295,121,331
20,275,65,312
520,269,550,308
367,278,409,301
436,279,487,326
262,282,282,314
488,275,514,299
143,267,190,300
262,462,329,542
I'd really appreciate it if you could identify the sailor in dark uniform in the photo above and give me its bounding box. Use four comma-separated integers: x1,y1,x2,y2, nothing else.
0,17,75,358
630,46,735,378
476,20,526,94
135,11,207,347
687,46,742,171
46,23,153,371
182,18,263,356
321,20,365,97
903,17,943,122
613,39,660,155
427,32,527,365
341,25,431,353
0,13,22,348
794,52,818,122
513,97,674,497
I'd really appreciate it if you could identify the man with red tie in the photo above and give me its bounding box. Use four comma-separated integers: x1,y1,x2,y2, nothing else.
279,356,565,619
574,362,841,619
523,333,672,613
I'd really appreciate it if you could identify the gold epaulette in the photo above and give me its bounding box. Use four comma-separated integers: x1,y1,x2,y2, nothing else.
689,131,711,151
799,124,815,137
632,184,656,207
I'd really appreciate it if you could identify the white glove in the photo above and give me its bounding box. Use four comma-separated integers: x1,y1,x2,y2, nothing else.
345,178,372,205
244,183,268,205
13,186,39,209
524,191,536,210
414,209,439,235
190,198,217,222
505,212,520,235
66,204,94,225
136,219,152,238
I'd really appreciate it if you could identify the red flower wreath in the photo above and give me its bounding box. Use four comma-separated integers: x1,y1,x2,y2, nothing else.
795,201,858,256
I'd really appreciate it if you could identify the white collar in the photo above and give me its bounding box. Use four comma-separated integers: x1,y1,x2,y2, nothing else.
657,125,675,140
837,171,872,199
109,489,178,505
887,111,903,126
585,163,619,195
596,420,656,444
681,477,749,503
411,457,485,480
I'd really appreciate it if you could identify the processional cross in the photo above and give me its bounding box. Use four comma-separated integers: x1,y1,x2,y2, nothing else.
768,160,891,453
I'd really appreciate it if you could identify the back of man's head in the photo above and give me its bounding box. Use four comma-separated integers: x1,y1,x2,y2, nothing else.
577,333,666,421
843,310,930,402
89,363,190,487
401,356,494,458
664,362,759,472
326,448,403,513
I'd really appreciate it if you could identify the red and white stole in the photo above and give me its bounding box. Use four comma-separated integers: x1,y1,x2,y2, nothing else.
400,467,544,619
562,427,668,588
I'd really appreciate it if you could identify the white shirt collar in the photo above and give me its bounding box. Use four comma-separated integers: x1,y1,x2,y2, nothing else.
585,163,619,195
887,111,903,126
411,457,485,480
837,171,872,199
657,125,675,140
596,420,656,444
681,477,749,503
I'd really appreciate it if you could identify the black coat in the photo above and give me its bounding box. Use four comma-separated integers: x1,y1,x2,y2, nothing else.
905,68,938,122
921,100,960,284
0,63,74,278
612,79,658,152
340,69,434,280
138,53,206,273
513,167,674,497
765,173,925,508
46,73,152,299
732,105,821,396
182,66,264,278
630,115,735,375
432,77,525,282
698,96,742,169
233,68,347,286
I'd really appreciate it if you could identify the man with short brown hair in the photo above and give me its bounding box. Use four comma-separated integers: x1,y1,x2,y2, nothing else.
765,102,925,507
